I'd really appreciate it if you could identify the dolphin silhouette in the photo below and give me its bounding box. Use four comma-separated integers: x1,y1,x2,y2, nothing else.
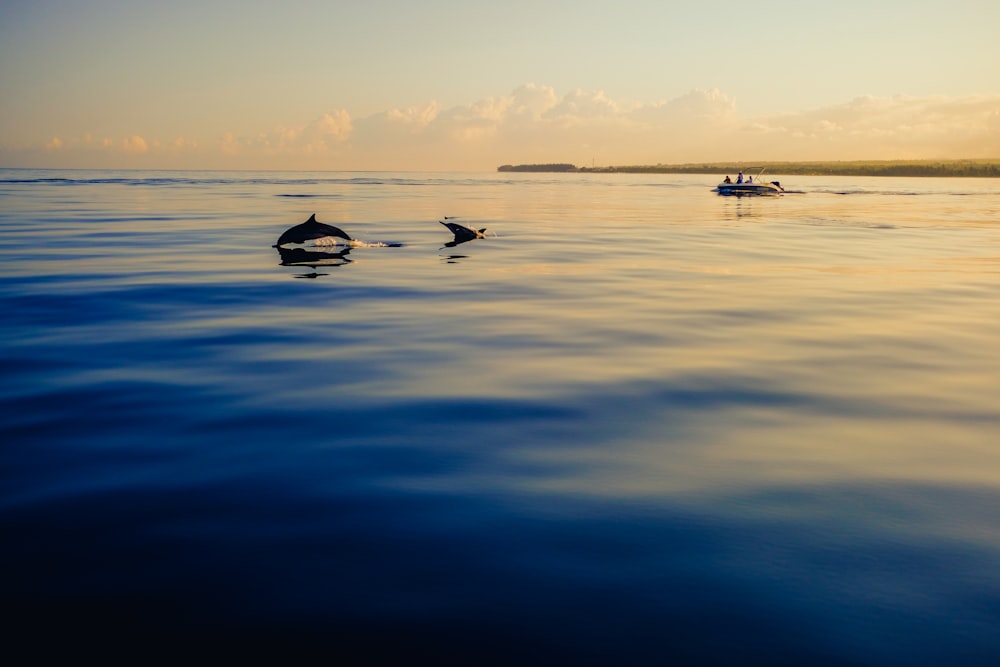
274,214,353,247
440,219,487,246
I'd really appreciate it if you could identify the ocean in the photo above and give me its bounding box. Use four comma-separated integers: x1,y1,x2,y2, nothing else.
2,169,999,664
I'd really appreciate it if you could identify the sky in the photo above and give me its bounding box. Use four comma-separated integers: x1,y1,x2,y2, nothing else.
1,0,998,171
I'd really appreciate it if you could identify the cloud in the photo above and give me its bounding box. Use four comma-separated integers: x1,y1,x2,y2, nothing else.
163,137,199,152
4,88,998,170
631,89,738,124
43,133,176,156
507,83,559,120
122,135,148,154
298,110,354,154
545,89,621,122
739,94,1000,160
218,109,354,160
383,102,439,129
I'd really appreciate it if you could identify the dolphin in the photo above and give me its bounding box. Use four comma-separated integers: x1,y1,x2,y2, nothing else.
274,214,353,247
439,219,487,246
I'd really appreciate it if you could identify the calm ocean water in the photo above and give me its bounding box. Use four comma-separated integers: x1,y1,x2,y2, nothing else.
2,169,999,663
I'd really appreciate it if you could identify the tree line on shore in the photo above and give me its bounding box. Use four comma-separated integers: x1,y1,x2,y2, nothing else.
498,160,1000,177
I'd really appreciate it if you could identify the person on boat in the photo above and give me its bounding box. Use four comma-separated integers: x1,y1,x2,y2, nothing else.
736,171,743,184
747,175,753,183
723,175,732,184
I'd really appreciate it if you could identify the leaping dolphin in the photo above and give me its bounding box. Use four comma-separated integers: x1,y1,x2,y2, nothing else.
274,214,353,247
440,218,487,246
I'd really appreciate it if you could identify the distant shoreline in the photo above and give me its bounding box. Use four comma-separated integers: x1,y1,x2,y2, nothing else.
498,160,1000,178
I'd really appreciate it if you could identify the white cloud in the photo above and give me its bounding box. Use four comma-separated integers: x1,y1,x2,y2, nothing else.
545,89,621,122
216,108,354,160
5,88,998,169
507,83,559,120
631,88,738,124
122,135,148,154
298,110,354,153
742,94,1000,160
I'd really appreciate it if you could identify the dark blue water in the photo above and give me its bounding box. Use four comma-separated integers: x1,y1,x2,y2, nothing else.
2,169,999,664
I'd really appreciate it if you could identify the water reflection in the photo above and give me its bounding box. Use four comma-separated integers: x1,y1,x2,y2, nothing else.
721,196,761,219
276,245,352,278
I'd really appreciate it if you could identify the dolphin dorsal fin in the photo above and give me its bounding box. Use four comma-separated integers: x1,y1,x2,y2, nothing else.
306,214,317,223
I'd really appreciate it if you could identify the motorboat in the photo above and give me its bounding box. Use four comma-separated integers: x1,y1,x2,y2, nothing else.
715,168,784,196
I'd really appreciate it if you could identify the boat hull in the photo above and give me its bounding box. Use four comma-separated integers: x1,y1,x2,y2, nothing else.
716,183,783,196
